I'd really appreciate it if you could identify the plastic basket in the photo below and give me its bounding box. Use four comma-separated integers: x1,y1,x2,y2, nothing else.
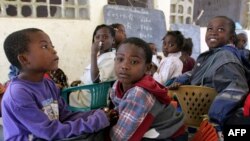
61,81,113,112
168,85,217,128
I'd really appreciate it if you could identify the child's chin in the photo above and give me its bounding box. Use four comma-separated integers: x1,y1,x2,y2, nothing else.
50,66,58,71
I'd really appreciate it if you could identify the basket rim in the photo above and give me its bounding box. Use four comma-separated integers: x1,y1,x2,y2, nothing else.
177,85,216,90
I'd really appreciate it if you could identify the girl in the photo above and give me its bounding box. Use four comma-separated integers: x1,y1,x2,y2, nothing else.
110,23,127,49
153,31,184,85
180,38,195,73
70,24,116,108
81,24,116,84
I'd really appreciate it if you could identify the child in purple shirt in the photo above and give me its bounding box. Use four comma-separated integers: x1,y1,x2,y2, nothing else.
2,28,110,141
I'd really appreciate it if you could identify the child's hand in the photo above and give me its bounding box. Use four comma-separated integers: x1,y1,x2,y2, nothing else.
91,41,103,54
70,80,81,87
103,107,119,126
0,84,5,94
167,82,182,90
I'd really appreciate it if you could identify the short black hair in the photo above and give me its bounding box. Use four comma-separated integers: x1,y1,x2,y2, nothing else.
92,24,115,43
4,28,43,69
182,38,193,55
120,37,152,64
110,23,124,29
163,30,185,50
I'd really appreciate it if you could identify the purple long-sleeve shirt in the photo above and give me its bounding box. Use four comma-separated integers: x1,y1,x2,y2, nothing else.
2,77,109,141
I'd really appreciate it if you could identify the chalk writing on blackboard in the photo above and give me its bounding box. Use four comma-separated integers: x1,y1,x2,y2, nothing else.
104,5,166,51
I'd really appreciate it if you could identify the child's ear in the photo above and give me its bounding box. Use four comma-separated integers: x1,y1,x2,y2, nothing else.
230,33,237,45
17,54,30,67
145,63,152,74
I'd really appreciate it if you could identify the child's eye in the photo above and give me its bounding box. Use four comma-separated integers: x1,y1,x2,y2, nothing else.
115,57,123,62
42,45,48,49
218,28,224,32
207,27,212,31
169,43,174,47
130,60,138,65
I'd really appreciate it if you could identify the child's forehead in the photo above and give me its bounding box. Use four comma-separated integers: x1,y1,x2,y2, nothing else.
118,43,145,55
96,27,111,35
208,17,230,26
164,35,177,41
27,31,51,44
237,33,247,38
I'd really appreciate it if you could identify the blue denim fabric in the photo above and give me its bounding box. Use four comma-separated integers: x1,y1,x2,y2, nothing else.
8,65,19,79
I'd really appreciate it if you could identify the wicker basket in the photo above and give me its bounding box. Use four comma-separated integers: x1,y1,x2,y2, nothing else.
168,85,217,128
61,81,113,111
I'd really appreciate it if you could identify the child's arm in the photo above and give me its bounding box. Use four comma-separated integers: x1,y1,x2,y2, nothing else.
3,87,109,140
208,62,249,126
154,58,182,84
110,88,155,141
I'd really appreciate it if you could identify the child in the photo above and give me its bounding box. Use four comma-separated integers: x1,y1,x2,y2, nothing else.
236,31,250,60
80,24,116,84
153,31,184,85
49,68,69,89
2,28,110,141
169,16,249,130
180,38,195,73
0,83,5,116
69,24,116,108
147,42,161,76
110,23,127,49
110,37,186,141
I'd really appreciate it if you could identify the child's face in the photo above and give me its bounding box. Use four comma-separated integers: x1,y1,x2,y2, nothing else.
236,33,247,49
149,44,157,55
20,31,58,73
205,17,232,48
115,25,126,44
115,43,150,87
162,35,180,56
94,27,114,51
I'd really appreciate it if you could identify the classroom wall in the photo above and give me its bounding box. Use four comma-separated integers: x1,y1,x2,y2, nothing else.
0,0,171,84
1,0,247,84
0,1,107,83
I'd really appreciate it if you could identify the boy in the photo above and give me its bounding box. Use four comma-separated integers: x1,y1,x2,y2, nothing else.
110,37,186,140
2,28,110,141
169,16,249,129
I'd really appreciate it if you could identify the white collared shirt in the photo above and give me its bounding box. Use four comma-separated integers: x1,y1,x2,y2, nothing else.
153,52,183,85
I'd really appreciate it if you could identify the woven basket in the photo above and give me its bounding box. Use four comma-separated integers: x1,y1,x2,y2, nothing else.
168,85,217,128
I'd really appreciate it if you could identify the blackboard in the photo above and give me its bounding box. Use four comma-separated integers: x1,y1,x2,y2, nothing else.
103,5,166,51
170,24,201,59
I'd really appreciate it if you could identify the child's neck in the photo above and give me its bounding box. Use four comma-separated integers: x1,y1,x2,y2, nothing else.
18,72,45,82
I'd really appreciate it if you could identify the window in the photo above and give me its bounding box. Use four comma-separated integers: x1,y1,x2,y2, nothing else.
170,15,175,24
0,0,89,19
171,4,176,13
188,6,192,14
178,16,184,23
186,17,191,24
108,0,153,9
178,5,183,14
